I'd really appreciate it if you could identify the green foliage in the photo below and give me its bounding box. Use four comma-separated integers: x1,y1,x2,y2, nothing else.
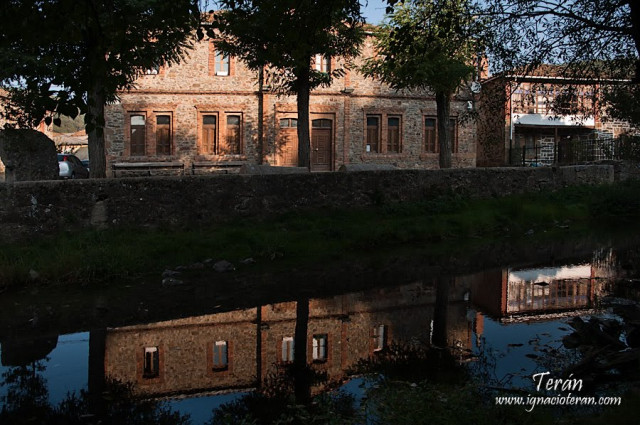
0,0,200,176
361,0,484,168
210,0,364,167
1,181,640,289
211,0,364,94
362,0,481,94
0,375,191,425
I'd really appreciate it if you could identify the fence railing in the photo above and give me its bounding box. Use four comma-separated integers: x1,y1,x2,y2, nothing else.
509,136,640,166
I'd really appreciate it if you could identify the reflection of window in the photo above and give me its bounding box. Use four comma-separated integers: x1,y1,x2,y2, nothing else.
366,115,380,153
373,325,386,352
280,118,298,128
156,115,171,155
314,54,331,73
312,334,328,362
212,341,228,370
130,115,146,156
143,346,159,378
215,51,230,76
281,337,294,363
387,116,401,153
201,115,217,154
224,115,241,154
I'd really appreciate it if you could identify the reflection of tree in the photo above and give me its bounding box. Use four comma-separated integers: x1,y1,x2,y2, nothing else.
0,360,49,422
209,297,358,425
0,368,190,425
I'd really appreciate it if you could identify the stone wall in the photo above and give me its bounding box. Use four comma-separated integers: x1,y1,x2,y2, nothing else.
0,166,615,241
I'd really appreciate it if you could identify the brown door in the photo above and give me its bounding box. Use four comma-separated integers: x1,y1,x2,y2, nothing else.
311,119,332,171
277,118,298,166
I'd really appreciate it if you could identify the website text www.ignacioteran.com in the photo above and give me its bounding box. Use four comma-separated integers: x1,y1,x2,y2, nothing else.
494,372,622,412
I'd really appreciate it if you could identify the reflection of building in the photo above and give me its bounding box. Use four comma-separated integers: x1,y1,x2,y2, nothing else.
101,278,472,397
470,262,608,319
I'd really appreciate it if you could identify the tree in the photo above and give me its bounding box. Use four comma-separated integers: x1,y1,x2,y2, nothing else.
481,0,640,125
362,0,482,169
0,0,200,178
210,0,365,169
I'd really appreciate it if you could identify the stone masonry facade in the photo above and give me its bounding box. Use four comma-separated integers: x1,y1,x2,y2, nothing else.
105,34,477,175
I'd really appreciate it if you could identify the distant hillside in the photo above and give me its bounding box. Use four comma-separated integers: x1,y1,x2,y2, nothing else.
52,114,85,134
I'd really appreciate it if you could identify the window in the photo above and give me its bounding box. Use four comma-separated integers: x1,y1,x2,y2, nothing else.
312,334,328,362
212,341,228,370
143,346,159,378
366,115,381,153
156,115,171,155
387,116,401,153
423,116,458,154
215,50,230,76
130,115,146,156
365,112,402,154
202,115,217,154
372,325,386,352
425,117,437,153
281,337,294,363
280,118,298,128
314,54,331,73
224,115,241,155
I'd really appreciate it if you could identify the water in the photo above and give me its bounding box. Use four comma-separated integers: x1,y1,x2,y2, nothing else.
1,242,638,423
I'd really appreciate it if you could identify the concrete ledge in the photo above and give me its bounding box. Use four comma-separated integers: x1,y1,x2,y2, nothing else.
338,164,398,172
238,164,309,174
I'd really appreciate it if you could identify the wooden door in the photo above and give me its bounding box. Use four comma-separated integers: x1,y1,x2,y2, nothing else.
311,119,332,171
277,118,298,166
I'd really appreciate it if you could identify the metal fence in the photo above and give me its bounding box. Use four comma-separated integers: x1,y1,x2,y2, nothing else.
509,136,640,166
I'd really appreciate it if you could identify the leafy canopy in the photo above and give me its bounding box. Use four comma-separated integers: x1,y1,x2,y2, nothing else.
362,0,483,95
0,0,200,129
210,0,365,93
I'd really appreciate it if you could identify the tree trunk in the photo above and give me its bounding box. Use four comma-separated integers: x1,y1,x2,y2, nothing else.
436,91,452,169
296,72,311,169
432,277,450,348
293,297,311,405
87,80,107,178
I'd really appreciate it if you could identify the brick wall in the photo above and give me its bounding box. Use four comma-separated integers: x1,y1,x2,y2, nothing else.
106,35,477,172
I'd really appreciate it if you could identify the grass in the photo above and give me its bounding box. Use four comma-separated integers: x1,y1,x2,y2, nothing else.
1,180,640,289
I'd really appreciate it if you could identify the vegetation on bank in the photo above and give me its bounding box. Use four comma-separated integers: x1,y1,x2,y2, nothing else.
1,180,640,289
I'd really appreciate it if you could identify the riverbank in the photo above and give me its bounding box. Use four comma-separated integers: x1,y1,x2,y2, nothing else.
1,180,639,292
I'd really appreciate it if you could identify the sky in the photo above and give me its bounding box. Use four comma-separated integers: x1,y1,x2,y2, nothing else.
203,1,389,25
361,0,388,24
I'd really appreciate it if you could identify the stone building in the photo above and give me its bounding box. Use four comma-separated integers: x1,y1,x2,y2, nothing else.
104,34,477,175
477,69,639,167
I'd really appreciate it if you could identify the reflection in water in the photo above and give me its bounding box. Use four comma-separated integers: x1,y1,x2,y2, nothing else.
0,246,637,422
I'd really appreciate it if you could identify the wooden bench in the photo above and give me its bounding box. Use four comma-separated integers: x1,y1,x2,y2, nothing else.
111,162,185,177
191,161,246,175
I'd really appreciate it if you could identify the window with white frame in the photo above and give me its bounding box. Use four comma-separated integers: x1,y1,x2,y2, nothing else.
312,334,328,362
281,337,294,363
